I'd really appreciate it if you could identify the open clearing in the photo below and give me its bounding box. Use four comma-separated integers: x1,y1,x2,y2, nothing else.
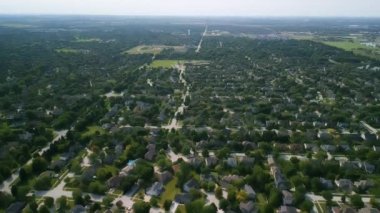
149,60,209,68
55,48,90,54
73,37,102,43
124,45,187,55
322,41,366,51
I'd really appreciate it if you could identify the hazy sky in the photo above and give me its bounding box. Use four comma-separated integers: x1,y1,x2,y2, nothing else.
0,0,379,17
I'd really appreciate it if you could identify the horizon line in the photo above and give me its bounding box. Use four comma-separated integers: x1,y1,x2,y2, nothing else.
1,13,380,19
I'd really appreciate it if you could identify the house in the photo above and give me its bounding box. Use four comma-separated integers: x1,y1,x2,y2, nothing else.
144,144,156,161
354,145,367,151
183,179,200,192
354,180,374,190
318,130,333,141
304,143,319,153
175,193,192,204
358,207,380,213
6,202,26,213
341,206,358,213
239,201,257,213
242,141,257,149
72,205,86,213
282,190,293,205
107,176,124,189
278,206,298,213
320,178,333,189
373,146,380,152
320,145,336,153
205,156,218,167
244,184,256,200
156,170,173,184
339,144,351,152
49,159,67,170
362,133,378,142
271,166,289,190
359,162,375,173
226,157,238,167
239,156,255,166
222,175,243,183
331,207,341,213
335,179,353,192
146,182,164,196
188,156,203,168
19,131,33,142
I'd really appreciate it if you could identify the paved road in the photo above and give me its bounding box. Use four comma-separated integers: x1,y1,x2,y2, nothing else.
195,25,208,53
162,64,189,130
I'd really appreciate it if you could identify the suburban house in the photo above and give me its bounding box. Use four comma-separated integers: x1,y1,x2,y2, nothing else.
183,179,200,192
335,179,353,192
278,206,298,213
146,182,164,196
282,190,294,205
239,201,257,213
244,184,256,200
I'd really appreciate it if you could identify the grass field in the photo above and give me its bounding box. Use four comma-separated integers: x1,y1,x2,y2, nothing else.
55,48,89,54
159,177,180,206
149,60,210,68
322,41,365,51
124,45,187,55
150,60,180,68
74,37,102,43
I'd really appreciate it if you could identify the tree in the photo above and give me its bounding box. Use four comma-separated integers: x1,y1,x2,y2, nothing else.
350,194,364,209
300,200,314,212
268,189,282,208
19,168,28,182
56,196,68,212
0,192,13,209
72,189,84,205
236,190,248,203
38,205,50,213
31,157,48,174
44,197,54,208
215,186,223,200
133,201,151,213
321,191,332,203
164,200,172,211
202,204,217,213
202,149,209,158
219,199,228,210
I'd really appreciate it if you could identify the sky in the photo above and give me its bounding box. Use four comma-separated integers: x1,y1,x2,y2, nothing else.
0,0,379,17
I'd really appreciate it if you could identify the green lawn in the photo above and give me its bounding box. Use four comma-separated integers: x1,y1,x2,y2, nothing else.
150,60,180,68
124,45,187,55
149,60,210,68
74,37,102,43
55,48,88,54
81,126,105,137
159,177,180,206
322,41,365,51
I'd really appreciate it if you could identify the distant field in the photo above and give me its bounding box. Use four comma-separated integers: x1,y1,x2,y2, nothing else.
55,48,90,54
149,60,209,68
74,37,102,43
0,23,34,28
322,41,365,51
124,45,187,55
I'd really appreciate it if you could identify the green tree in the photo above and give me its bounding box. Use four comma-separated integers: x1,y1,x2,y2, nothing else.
350,194,364,209
133,201,151,213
